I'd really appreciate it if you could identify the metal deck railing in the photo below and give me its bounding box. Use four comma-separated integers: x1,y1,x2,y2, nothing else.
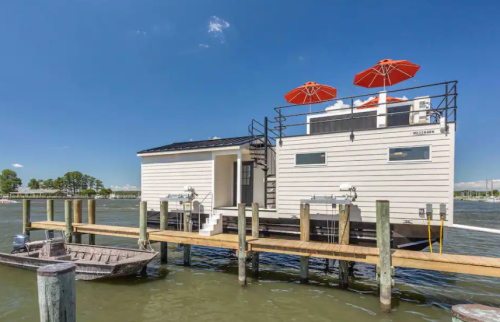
271,81,457,143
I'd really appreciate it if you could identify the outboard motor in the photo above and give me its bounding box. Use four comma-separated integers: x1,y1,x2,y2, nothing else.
12,234,30,254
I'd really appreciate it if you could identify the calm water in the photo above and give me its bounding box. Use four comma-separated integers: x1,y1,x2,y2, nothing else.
1,200,500,321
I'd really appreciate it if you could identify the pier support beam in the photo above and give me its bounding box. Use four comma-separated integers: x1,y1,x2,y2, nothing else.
183,205,191,266
73,200,82,244
251,203,259,276
88,199,96,245
238,203,247,286
139,201,147,250
376,200,392,313
299,203,310,284
64,200,72,243
338,204,351,289
22,199,31,236
47,199,54,222
160,201,168,263
37,263,76,322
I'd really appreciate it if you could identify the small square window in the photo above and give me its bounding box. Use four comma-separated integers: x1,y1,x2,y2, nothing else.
296,152,326,165
389,146,430,162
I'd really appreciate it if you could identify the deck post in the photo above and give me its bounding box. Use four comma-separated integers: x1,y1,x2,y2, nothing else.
47,199,54,221
64,200,72,243
238,203,247,286
299,203,310,283
88,199,96,245
73,200,82,244
376,200,392,313
22,199,31,236
251,203,259,276
37,263,76,322
160,201,168,263
183,204,191,266
338,204,351,289
139,201,147,250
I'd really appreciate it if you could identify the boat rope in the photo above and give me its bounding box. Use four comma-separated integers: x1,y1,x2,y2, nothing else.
426,214,456,276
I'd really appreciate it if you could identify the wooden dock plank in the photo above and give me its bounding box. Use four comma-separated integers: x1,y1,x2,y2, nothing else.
26,220,500,278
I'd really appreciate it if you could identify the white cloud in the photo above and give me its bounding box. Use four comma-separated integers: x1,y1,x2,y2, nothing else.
12,164,23,168
325,100,350,111
455,179,500,190
209,136,221,140
199,44,209,48
110,184,139,191
298,56,304,61
135,30,147,36
353,96,376,107
208,16,230,43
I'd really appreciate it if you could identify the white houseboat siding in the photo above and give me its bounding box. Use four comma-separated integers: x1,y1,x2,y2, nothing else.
141,152,213,213
276,123,455,226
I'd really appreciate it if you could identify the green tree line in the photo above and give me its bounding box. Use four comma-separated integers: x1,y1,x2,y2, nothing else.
27,171,110,195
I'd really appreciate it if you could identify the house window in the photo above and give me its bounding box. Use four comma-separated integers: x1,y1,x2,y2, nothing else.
296,152,326,165
242,164,252,186
389,146,430,162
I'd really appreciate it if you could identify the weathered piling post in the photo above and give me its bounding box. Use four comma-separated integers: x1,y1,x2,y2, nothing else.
22,199,31,236
47,199,54,221
139,201,147,250
64,200,72,243
338,204,351,289
88,199,96,245
183,204,191,266
251,203,259,276
299,203,310,284
451,304,500,322
37,263,76,322
73,200,82,244
160,201,168,263
238,203,247,285
376,200,392,313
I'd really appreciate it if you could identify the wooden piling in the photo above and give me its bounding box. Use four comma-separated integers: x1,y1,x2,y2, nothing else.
376,200,392,313
88,199,96,245
139,201,147,250
238,203,247,286
73,200,82,244
22,199,31,236
299,203,310,283
160,201,168,263
64,200,72,243
37,263,76,322
338,204,351,289
183,204,191,266
251,203,259,276
47,199,54,222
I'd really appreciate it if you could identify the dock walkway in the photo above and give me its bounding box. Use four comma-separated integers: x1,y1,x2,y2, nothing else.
30,221,500,278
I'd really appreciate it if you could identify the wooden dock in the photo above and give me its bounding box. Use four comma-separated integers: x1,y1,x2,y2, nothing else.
29,220,500,278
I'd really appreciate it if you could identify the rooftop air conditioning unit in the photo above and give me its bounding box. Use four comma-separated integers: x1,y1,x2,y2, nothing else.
411,96,431,125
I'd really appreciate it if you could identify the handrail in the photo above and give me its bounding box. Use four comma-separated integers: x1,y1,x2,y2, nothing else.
196,191,213,231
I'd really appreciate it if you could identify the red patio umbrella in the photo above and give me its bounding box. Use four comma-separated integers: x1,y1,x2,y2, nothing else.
285,81,337,113
357,96,405,109
353,59,420,90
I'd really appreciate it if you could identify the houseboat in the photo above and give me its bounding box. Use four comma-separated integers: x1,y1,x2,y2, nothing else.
138,81,457,251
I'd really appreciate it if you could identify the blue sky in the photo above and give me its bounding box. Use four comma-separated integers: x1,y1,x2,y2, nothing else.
1,1,499,190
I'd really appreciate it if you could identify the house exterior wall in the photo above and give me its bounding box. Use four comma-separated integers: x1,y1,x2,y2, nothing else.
141,152,213,212
276,123,455,226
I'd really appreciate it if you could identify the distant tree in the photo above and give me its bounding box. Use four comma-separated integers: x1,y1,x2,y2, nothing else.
81,189,97,196
95,180,104,192
54,190,65,196
99,188,113,196
89,176,96,191
64,171,84,195
28,178,41,190
494,190,499,197
43,179,54,189
0,169,22,194
53,177,65,192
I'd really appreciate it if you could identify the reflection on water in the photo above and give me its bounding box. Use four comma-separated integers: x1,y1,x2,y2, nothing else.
0,200,499,321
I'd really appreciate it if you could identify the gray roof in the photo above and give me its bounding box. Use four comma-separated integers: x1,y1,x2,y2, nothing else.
10,189,59,195
138,135,258,154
